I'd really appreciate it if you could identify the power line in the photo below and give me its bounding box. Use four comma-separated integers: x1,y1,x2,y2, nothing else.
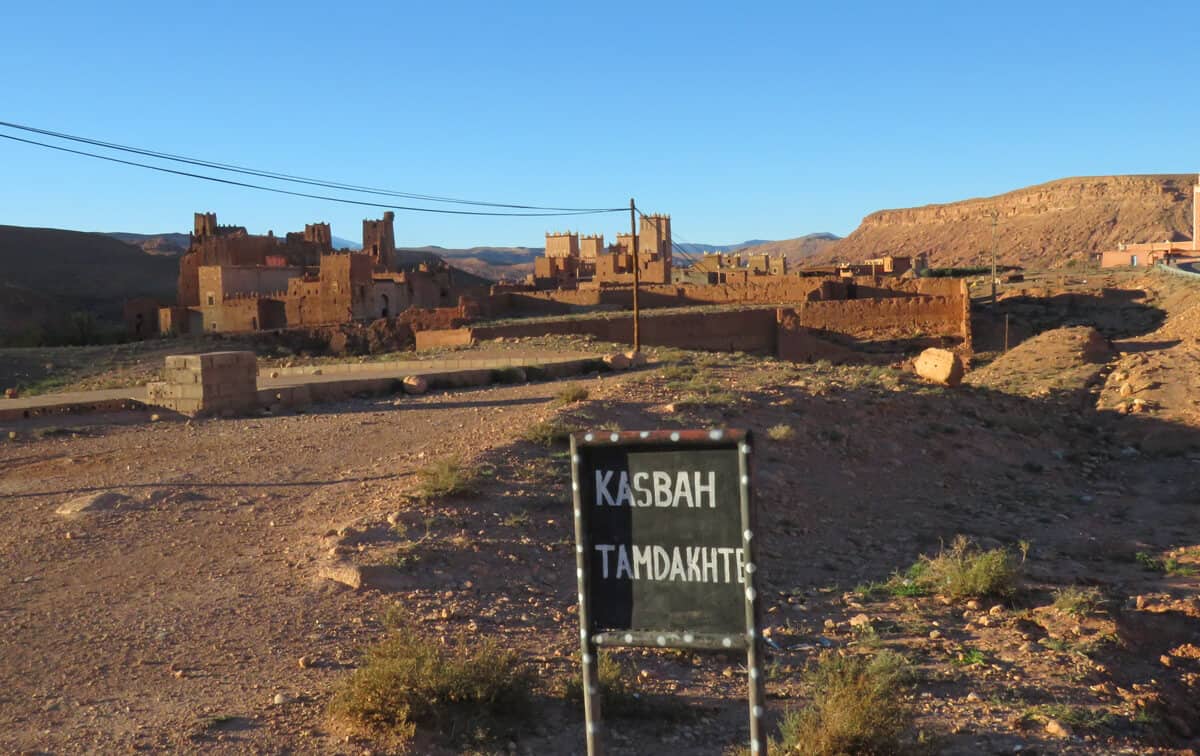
0,120,617,212
0,133,624,218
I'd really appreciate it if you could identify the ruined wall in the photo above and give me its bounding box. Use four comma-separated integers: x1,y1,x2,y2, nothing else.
483,276,841,317
790,295,966,339
460,308,779,353
362,212,396,270
316,253,376,324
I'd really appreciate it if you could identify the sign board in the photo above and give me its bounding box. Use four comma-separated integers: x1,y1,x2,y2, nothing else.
570,429,765,755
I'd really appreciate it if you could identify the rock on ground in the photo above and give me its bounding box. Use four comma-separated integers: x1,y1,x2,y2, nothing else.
55,491,132,517
915,348,965,387
402,375,429,395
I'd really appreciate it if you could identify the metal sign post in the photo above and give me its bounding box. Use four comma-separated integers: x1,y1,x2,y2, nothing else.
570,429,764,754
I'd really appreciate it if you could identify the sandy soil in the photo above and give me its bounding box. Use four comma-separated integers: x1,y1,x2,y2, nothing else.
3,269,1200,754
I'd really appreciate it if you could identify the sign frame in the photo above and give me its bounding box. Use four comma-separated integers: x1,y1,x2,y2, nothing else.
570,428,765,755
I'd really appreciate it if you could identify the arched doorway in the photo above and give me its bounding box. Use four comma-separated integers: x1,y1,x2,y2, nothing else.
380,294,390,318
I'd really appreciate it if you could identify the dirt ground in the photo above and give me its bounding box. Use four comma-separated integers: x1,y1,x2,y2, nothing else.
3,268,1200,754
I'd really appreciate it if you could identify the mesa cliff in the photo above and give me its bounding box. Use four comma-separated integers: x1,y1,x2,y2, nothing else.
810,174,1197,269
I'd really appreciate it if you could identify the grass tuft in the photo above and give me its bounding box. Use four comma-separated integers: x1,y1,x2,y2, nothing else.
520,418,579,447
1135,551,1196,576
1052,586,1103,618
763,651,913,756
553,384,590,406
416,456,474,499
328,611,532,745
767,423,795,441
910,535,1021,600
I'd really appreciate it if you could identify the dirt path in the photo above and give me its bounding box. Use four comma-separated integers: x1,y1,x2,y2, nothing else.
0,377,611,754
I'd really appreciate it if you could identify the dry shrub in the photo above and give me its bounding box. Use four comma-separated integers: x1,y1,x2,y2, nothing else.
329,612,532,745
772,651,913,755
416,456,474,499
520,418,578,447
1052,586,1103,618
913,535,1021,599
767,423,795,441
553,384,590,406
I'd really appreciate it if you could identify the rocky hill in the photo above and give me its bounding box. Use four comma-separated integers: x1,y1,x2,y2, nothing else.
809,174,1197,269
0,225,179,344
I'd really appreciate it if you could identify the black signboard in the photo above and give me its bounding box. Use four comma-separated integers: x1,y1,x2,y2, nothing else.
571,429,765,755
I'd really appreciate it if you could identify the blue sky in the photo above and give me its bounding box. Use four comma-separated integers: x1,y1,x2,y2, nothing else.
2,1,1197,248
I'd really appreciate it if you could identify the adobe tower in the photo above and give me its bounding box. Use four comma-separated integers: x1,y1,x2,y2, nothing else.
362,211,396,271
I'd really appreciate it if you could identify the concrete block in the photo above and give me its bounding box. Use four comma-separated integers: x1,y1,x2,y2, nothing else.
165,354,202,370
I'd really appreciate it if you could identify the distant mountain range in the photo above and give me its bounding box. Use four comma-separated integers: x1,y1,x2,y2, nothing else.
105,231,363,254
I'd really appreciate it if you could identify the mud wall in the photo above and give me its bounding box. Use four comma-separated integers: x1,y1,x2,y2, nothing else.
424,309,780,354
482,277,841,318
791,296,966,338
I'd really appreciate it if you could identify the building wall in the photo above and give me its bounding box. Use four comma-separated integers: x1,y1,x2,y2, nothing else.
197,265,301,304
199,298,286,333
123,298,160,339
1100,251,1143,268
580,235,604,260
545,232,580,259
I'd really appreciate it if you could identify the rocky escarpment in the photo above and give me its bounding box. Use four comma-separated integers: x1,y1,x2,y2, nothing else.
812,174,1197,269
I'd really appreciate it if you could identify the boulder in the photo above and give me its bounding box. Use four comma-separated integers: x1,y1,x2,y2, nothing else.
402,375,429,395
56,491,132,517
914,348,965,387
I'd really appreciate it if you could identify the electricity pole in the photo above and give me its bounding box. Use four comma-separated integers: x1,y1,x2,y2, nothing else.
990,210,998,307
630,198,641,352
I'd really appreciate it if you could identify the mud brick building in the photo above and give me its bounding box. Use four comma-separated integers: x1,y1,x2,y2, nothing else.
158,211,458,335
531,213,674,289
1100,176,1200,268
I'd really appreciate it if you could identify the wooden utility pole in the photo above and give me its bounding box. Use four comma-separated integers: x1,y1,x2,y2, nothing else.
630,198,641,352
990,210,999,307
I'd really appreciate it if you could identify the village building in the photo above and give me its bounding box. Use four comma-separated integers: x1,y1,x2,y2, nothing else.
530,214,674,289
1100,176,1200,268
158,211,457,335
675,251,788,285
